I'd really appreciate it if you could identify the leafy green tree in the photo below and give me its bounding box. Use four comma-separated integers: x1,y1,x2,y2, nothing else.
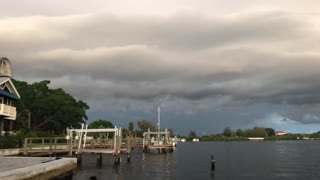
13,80,89,133
88,120,114,129
128,122,134,132
265,128,275,137
137,120,156,132
243,127,267,137
223,127,233,137
311,131,320,138
252,127,267,137
236,129,244,137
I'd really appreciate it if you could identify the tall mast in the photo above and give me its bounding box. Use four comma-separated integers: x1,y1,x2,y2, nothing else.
158,107,160,138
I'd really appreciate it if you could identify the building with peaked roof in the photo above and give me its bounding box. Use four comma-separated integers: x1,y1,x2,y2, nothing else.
0,57,20,136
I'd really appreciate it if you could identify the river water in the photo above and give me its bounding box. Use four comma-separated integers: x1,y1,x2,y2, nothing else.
72,141,320,180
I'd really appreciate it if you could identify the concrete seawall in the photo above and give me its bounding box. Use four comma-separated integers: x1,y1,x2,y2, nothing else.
0,157,77,180
0,149,20,156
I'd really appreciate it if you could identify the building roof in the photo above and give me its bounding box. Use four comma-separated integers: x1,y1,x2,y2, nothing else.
0,89,19,100
0,77,20,99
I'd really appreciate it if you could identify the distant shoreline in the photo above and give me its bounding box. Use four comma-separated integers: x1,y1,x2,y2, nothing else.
197,135,320,141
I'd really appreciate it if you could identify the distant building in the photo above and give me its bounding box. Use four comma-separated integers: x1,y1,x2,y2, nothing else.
248,137,264,141
275,131,287,136
0,57,20,136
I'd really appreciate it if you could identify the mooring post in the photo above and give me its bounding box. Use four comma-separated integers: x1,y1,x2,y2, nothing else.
23,138,28,155
42,138,45,150
127,151,131,163
54,137,58,150
114,155,121,165
99,132,102,148
97,153,102,164
49,138,53,156
211,153,216,170
77,153,82,165
68,131,73,156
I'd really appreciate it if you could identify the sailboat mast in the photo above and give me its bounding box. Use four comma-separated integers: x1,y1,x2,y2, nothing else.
158,107,160,138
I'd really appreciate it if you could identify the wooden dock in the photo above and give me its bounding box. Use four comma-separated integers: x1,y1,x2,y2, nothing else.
21,132,144,163
21,124,177,166
23,137,69,156
143,129,176,153
0,157,76,180
66,125,141,164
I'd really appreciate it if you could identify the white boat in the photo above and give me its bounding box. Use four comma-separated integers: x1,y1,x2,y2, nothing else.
181,138,186,142
192,138,199,142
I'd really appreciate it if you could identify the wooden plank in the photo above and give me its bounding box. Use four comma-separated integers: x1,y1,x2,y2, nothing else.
80,149,114,154
68,129,117,133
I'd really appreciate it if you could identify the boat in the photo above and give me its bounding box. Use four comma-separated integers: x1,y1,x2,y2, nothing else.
192,138,199,142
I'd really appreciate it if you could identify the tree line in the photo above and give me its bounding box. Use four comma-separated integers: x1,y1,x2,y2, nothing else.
13,79,89,133
11,79,174,135
0,79,176,148
222,127,275,137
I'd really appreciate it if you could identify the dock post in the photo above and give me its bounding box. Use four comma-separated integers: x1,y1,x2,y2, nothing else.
41,138,44,150
127,151,131,163
77,154,82,165
210,153,216,170
54,137,58,150
99,132,102,148
23,138,28,155
126,135,131,162
114,155,121,165
97,153,102,164
68,131,73,156
49,138,53,156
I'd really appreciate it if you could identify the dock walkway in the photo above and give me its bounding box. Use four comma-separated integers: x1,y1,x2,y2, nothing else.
0,157,76,180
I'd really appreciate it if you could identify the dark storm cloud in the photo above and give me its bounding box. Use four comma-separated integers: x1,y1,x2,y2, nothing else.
1,9,320,130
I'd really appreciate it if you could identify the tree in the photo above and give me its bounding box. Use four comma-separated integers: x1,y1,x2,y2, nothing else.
252,127,267,137
236,129,244,137
265,128,275,137
243,127,267,137
223,127,233,137
13,80,89,133
128,122,134,132
167,128,174,136
88,120,114,129
137,120,156,132
189,130,197,139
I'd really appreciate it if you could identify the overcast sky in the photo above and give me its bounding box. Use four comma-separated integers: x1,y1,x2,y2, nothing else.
1,0,320,135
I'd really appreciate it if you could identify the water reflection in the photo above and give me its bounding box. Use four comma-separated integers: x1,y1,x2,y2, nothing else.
112,164,122,180
73,141,320,180
141,152,176,179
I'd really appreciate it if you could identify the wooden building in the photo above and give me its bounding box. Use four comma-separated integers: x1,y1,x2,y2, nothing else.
0,57,20,136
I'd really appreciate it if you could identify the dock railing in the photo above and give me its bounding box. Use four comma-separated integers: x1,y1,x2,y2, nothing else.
23,137,68,156
142,128,174,153
66,126,122,156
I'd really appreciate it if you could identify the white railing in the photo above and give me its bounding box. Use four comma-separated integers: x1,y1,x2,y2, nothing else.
0,104,16,119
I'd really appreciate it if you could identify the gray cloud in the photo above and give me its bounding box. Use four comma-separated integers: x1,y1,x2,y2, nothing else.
4,12,319,104
1,9,320,133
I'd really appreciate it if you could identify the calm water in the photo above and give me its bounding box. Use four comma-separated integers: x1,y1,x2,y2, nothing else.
72,141,320,180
